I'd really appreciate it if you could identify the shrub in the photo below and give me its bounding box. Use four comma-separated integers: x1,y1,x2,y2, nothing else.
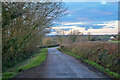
62,41,120,74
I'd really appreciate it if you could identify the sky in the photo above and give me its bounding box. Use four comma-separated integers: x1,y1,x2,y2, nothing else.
48,1,119,35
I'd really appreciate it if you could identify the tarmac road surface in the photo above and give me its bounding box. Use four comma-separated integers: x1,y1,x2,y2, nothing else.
15,47,107,78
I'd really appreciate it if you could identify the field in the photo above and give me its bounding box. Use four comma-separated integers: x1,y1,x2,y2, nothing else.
110,41,120,43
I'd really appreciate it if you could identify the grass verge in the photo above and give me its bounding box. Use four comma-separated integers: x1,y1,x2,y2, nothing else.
110,41,120,43
58,48,120,79
2,48,47,79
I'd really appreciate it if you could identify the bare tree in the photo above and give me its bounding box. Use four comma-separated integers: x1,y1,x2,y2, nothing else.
68,30,83,42
52,28,66,46
2,2,66,69
118,32,120,41
87,32,91,41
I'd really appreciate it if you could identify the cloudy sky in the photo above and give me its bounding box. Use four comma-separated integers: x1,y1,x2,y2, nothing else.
48,1,119,35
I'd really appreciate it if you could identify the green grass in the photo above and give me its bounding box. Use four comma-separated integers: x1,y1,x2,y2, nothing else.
84,60,120,78
110,41,120,43
2,48,47,79
58,48,120,79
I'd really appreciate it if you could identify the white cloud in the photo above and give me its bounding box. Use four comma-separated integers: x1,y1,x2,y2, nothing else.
51,20,118,35
46,32,57,35
52,26,75,29
101,1,107,4
67,14,72,16
61,22,86,25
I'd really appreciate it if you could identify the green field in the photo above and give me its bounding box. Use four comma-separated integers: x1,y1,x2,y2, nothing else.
110,41,120,42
